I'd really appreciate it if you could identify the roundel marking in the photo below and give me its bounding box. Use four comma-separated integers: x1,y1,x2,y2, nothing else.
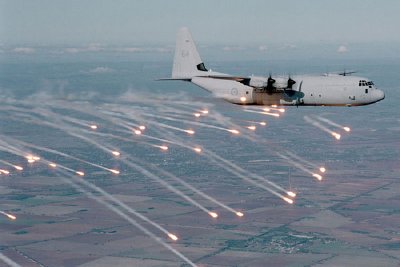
231,88,238,95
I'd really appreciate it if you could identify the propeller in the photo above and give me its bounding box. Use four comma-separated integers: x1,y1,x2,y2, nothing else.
266,73,276,92
284,75,297,97
338,69,357,76
287,76,296,90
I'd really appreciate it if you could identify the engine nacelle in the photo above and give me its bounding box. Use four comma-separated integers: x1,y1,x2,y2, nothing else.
273,77,290,89
249,76,296,90
249,76,268,88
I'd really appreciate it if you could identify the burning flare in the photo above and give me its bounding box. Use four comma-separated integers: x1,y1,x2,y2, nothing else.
14,165,23,171
0,169,10,175
168,233,178,241
283,197,294,204
49,163,57,168
312,173,323,181
110,169,120,174
332,132,341,140
0,211,16,220
193,147,202,153
112,151,121,157
228,129,240,135
208,212,218,218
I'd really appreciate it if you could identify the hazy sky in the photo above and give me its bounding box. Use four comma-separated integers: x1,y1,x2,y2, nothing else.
1,0,399,45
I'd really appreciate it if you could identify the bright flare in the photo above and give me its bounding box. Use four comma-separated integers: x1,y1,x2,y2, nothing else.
208,212,218,218
134,130,142,135
271,105,278,108
259,122,267,126
240,96,247,102
112,151,121,156
343,127,351,132
279,108,285,113
14,165,23,171
247,126,256,131
6,213,16,220
76,171,85,176
263,108,270,112
236,211,244,217
201,110,209,114
194,113,201,118
32,156,40,161
26,155,36,163
319,167,326,173
139,125,146,130
159,145,169,151
312,173,323,181
0,169,10,175
185,129,195,135
49,163,57,168
90,125,98,130
194,147,202,153
287,191,297,198
1,212,16,220
332,132,341,140
283,197,294,204
110,169,120,174
228,129,240,135
168,233,178,241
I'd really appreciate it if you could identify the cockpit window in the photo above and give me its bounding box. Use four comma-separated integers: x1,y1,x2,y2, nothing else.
196,63,208,72
359,80,374,87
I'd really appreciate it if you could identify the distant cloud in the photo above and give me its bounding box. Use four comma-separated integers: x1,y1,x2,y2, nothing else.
258,45,268,52
65,47,81,53
279,44,297,50
86,43,104,52
154,47,172,53
88,67,115,74
114,47,145,53
337,45,348,53
114,47,172,53
222,46,245,51
65,44,104,53
13,47,35,54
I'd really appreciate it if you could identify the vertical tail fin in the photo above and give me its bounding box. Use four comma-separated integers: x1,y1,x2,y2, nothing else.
172,27,208,79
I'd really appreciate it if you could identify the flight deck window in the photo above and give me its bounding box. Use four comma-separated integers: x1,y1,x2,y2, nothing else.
196,63,208,72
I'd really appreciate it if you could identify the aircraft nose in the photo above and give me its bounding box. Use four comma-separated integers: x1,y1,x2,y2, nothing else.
376,89,385,101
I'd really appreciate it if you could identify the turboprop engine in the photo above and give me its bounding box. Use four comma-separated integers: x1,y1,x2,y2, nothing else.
249,76,296,94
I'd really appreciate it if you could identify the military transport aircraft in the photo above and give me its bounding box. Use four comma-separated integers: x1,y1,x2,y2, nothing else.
162,27,385,106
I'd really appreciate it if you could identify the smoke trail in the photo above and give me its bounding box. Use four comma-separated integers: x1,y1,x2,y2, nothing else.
9,139,119,174
0,253,21,267
0,160,23,171
52,169,196,267
304,115,341,140
314,115,351,132
277,152,322,181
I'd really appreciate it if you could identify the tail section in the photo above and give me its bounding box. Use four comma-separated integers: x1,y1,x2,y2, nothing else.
172,27,208,79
